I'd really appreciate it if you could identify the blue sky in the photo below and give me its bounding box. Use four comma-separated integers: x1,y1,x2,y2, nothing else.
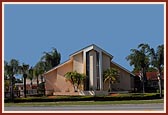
4,3,164,71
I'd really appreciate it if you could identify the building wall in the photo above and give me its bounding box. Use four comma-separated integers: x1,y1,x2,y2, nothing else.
73,52,83,73
26,78,40,85
45,45,134,95
45,69,57,95
102,53,111,91
45,61,76,95
116,70,131,90
110,62,132,91
102,52,111,71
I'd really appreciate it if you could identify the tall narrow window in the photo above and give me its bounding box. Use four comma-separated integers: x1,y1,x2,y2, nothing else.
96,51,100,90
85,51,90,90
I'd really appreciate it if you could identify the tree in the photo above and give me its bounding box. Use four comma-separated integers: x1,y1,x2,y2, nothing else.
149,44,164,98
126,43,150,93
4,61,9,92
4,61,9,80
34,61,46,95
65,71,86,92
103,68,120,92
4,59,19,100
19,63,29,98
41,48,61,71
4,80,10,92
33,67,40,93
28,67,34,88
36,48,61,95
4,61,10,91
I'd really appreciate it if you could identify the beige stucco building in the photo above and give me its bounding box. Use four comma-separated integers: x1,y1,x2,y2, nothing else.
44,44,134,95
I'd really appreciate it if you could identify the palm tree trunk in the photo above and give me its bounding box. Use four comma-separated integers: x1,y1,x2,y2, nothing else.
10,76,14,101
30,80,33,89
37,76,39,94
40,75,45,95
158,78,162,97
158,68,162,98
109,81,111,92
141,68,145,93
23,76,27,98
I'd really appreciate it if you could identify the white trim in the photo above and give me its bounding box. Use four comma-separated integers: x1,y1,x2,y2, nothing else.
2,2,165,114
70,45,93,58
99,51,103,90
70,44,113,59
111,61,135,76
93,44,113,59
2,2,166,5
163,2,166,112
2,3,5,113
44,59,72,75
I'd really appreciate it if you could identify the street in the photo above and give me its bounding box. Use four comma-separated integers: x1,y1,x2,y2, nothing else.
4,103,164,112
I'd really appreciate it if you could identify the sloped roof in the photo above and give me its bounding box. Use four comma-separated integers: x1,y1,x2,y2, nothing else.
45,44,114,75
44,59,72,75
111,61,135,76
70,44,113,59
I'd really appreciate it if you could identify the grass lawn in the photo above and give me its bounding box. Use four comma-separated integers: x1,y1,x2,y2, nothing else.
5,99,164,107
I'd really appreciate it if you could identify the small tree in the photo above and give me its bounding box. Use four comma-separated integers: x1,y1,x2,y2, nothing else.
4,59,19,101
19,63,29,98
149,44,164,98
103,68,120,92
65,71,86,92
126,43,150,93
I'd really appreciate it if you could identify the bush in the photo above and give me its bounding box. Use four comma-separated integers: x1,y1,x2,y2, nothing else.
94,93,160,101
156,90,164,94
145,87,157,93
4,93,161,103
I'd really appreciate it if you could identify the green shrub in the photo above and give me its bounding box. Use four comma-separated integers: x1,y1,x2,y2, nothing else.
156,90,164,94
5,93,161,103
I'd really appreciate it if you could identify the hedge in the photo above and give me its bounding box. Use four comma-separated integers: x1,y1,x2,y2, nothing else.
5,93,161,103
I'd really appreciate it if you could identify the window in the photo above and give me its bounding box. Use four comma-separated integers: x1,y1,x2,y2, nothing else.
85,51,90,90
96,51,100,90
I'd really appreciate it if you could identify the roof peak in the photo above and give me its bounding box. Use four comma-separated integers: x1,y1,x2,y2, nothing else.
69,44,113,58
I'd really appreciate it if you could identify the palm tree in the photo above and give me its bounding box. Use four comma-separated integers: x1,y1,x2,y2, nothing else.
28,67,34,88
41,52,52,71
4,59,19,100
19,63,29,98
4,61,9,80
36,48,61,95
4,80,10,92
4,61,10,92
34,61,46,94
103,68,120,92
50,48,61,67
41,48,61,71
65,71,86,92
34,67,40,94
149,44,164,98
126,43,150,93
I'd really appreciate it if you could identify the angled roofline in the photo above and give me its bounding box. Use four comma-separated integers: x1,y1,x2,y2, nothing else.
44,44,114,75
69,44,93,57
111,61,135,76
69,44,113,59
44,59,72,75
